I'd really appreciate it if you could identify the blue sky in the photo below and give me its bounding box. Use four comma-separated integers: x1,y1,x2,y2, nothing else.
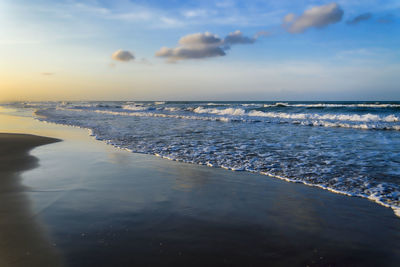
1,0,399,101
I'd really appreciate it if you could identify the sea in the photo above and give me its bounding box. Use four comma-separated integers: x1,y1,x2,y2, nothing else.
4,101,400,216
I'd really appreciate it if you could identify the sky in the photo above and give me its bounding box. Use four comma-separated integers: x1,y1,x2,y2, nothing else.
0,0,399,101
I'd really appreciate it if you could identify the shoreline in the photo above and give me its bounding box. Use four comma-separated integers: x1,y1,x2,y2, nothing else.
0,133,62,267
0,133,60,169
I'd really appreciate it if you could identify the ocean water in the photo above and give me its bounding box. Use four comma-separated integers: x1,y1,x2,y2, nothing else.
5,101,400,216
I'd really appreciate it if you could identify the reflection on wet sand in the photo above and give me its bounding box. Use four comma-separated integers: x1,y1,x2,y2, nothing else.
0,134,63,267
172,166,212,191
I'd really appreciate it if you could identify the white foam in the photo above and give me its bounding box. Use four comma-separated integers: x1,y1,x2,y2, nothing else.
193,107,246,116
263,103,400,108
206,103,231,106
164,107,180,112
248,110,399,123
394,207,400,217
49,107,236,123
122,104,149,111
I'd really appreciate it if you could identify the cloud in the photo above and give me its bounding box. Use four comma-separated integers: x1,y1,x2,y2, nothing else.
155,31,256,62
179,32,222,47
283,13,296,24
283,3,344,33
156,46,226,62
111,50,135,62
224,30,256,46
155,32,225,62
346,13,372,25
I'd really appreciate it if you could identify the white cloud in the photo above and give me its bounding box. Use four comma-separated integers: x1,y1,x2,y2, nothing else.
283,3,344,33
111,50,135,62
155,32,225,62
155,31,258,62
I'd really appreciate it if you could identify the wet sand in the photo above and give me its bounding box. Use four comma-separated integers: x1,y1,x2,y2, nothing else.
1,110,400,266
0,133,62,267
0,133,60,175
23,131,400,267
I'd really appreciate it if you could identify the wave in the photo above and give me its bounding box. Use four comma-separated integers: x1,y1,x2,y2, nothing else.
95,103,122,108
163,107,181,112
42,108,236,123
263,103,400,108
122,104,151,111
190,107,399,123
193,107,246,116
248,110,399,123
206,103,231,106
42,107,400,131
241,103,263,107
262,102,291,108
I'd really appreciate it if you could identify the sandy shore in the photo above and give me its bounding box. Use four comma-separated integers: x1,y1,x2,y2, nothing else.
1,110,400,266
0,133,60,175
0,133,62,267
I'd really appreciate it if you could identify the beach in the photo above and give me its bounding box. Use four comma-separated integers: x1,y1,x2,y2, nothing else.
0,109,400,266
0,133,62,267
